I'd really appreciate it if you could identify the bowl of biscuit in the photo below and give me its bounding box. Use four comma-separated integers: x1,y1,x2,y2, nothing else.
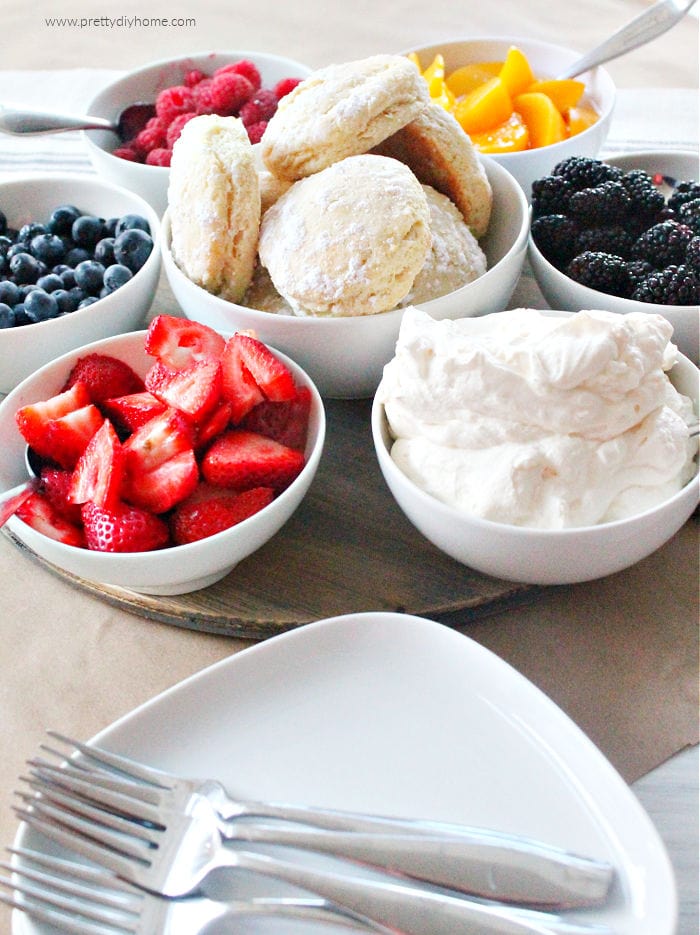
161,54,530,398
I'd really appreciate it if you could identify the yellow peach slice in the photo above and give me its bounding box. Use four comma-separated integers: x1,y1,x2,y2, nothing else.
513,91,567,148
566,103,600,136
453,76,512,135
498,46,535,97
470,112,530,154
445,61,501,97
527,78,585,113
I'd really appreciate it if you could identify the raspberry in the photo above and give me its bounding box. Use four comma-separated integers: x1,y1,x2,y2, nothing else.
145,148,172,167
631,220,695,268
183,68,208,87
193,79,215,114
112,146,140,162
530,214,578,267
239,89,279,126
155,85,196,123
246,120,268,144
631,264,700,305
166,112,197,148
274,77,303,99
566,251,631,297
206,72,254,115
133,116,168,154
214,60,262,91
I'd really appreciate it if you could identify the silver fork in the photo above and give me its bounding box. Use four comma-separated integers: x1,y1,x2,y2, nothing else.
15,772,612,935
37,731,614,909
0,847,395,934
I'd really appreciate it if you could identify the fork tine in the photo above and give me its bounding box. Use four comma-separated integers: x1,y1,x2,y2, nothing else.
26,761,165,823
47,732,174,789
32,755,166,808
7,847,139,901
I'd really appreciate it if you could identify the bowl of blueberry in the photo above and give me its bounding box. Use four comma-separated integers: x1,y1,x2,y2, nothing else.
0,173,161,394
528,152,699,363
82,50,312,215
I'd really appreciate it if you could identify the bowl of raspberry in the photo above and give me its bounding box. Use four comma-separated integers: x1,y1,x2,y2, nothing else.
83,51,312,215
0,316,325,595
528,152,699,363
0,173,161,394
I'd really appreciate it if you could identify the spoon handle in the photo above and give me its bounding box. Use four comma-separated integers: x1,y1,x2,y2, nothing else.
0,106,115,135
559,0,698,78
0,479,38,528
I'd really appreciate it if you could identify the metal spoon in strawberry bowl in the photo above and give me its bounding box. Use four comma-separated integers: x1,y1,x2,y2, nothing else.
0,447,43,529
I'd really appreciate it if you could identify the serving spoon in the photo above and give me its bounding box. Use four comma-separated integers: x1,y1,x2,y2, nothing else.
559,0,698,78
0,101,155,142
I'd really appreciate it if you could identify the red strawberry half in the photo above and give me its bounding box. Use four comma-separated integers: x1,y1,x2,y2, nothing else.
102,391,168,433
62,353,144,404
145,359,222,424
122,409,198,513
241,386,311,451
17,492,86,547
170,483,274,545
16,382,104,469
220,337,264,423
202,429,305,493
82,500,170,552
69,419,124,510
145,315,226,370
39,467,83,524
227,333,296,402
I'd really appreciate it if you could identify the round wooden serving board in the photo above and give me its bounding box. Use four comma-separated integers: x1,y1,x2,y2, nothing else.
5,399,537,640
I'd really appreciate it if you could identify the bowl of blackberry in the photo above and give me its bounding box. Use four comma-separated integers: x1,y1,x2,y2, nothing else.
528,152,699,362
0,174,161,394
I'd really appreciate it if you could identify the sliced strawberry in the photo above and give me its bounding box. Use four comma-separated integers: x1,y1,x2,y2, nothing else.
16,383,105,469
122,448,199,514
241,386,311,451
39,467,83,524
69,419,124,510
144,315,226,370
195,399,232,450
227,333,297,402
220,337,265,423
170,483,274,544
201,429,306,493
122,409,194,473
16,492,86,547
102,391,168,433
82,500,170,552
62,353,144,404
145,359,222,423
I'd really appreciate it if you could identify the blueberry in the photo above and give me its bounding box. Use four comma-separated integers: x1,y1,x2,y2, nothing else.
0,210,6,236
24,289,60,323
114,214,150,236
12,303,29,325
64,246,92,267
78,295,100,308
9,252,41,284
102,263,133,293
59,267,77,289
94,237,116,266
53,288,79,314
104,217,119,237
71,215,105,249
73,259,105,295
0,302,15,328
113,228,153,273
30,232,65,266
0,235,13,258
36,272,64,293
0,280,20,306
18,222,46,243
68,286,86,306
20,283,42,299
7,241,30,260
47,204,81,237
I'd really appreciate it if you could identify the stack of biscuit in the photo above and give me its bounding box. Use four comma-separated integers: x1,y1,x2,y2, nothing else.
168,53,493,318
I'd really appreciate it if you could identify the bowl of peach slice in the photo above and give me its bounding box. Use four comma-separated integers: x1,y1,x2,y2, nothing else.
404,37,615,196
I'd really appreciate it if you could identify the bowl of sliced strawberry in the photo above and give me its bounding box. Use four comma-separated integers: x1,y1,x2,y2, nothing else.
0,314,325,595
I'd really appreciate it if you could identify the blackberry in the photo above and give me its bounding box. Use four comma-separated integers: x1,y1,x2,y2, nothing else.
631,264,700,305
552,156,623,190
568,180,631,226
574,225,636,259
566,251,631,297
625,259,655,289
531,175,573,218
631,219,695,268
685,236,700,275
678,198,700,236
619,169,665,220
668,181,700,213
530,214,578,267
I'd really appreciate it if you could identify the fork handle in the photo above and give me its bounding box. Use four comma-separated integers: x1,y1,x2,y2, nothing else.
217,850,608,935
220,821,612,909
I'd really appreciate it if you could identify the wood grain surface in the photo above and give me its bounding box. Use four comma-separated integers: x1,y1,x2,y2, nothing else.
4,398,537,638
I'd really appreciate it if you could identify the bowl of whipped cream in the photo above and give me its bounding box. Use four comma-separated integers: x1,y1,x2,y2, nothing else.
372,306,699,585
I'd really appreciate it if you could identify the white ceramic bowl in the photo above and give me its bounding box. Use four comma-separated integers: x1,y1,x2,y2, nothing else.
162,158,529,398
371,321,699,586
529,151,699,363
0,331,325,596
83,51,313,215
404,37,616,199
0,174,161,395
